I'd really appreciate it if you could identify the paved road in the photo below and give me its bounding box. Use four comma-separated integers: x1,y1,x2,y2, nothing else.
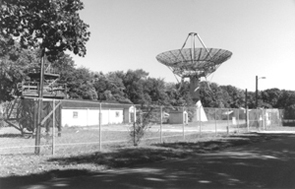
2,134,295,189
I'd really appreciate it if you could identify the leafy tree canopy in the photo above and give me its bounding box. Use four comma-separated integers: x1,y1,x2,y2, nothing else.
0,0,90,61
0,40,38,102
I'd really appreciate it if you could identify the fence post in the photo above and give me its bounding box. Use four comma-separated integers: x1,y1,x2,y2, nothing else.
133,120,136,146
246,108,249,132
33,99,38,139
245,88,249,132
237,108,240,133
35,98,42,155
52,99,55,156
259,109,262,131
227,108,230,135
214,108,217,135
99,103,102,151
133,106,137,123
140,109,143,125
160,106,163,143
199,106,202,135
262,109,266,130
133,107,137,146
182,106,185,141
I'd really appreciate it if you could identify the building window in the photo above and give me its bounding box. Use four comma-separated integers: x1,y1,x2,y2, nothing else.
73,111,78,118
115,112,120,117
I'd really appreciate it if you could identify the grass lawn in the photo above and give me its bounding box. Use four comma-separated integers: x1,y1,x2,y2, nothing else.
0,124,227,155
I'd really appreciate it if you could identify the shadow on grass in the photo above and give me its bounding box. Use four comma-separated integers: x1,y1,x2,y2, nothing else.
0,133,23,138
47,133,282,168
0,169,96,189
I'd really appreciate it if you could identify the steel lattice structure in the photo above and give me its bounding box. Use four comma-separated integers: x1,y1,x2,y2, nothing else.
156,32,232,79
156,47,232,78
156,32,233,102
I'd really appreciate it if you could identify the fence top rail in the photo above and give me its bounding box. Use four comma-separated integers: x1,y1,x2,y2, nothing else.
16,98,284,112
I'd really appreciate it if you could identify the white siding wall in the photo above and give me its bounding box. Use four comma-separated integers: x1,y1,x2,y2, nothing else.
61,109,124,127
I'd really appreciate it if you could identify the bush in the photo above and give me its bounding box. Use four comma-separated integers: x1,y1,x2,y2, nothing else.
129,107,155,146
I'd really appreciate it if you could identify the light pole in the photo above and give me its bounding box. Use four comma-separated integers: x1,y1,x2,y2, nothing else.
255,75,266,108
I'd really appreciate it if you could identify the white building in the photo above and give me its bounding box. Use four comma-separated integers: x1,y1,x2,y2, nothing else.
168,110,189,124
61,100,136,127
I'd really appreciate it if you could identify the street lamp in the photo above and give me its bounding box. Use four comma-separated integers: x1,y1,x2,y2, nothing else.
255,75,266,108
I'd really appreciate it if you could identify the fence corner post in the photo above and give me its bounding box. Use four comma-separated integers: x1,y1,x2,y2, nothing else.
99,102,102,151
52,99,55,156
246,107,249,132
182,106,185,141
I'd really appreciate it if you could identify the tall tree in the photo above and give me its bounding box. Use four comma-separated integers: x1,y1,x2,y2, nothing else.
1,0,90,100
261,88,282,108
199,82,227,108
0,40,37,102
1,1,90,154
143,77,169,105
93,72,130,103
0,0,90,61
122,69,149,104
66,67,97,100
175,81,194,106
220,85,245,108
106,71,130,103
50,52,76,83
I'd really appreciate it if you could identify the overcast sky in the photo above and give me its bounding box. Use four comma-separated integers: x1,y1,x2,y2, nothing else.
71,0,295,92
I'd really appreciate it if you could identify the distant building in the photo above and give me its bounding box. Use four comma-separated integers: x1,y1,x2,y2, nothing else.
168,110,188,124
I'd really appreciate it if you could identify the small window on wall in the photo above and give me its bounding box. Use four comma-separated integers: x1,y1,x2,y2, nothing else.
115,112,120,117
73,111,78,118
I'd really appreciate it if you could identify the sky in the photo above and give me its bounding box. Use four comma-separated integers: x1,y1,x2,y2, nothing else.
71,0,295,92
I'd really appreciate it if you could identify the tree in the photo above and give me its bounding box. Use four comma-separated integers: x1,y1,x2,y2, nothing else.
92,72,131,103
92,72,109,101
122,69,149,104
143,78,169,105
66,67,97,100
165,82,180,106
1,0,90,154
0,40,38,102
174,81,194,106
0,0,90,61
105,72,131,103
199,82,227,108
50,52,76,82
220,85,245,108
261,88,282,108
277,90,295,108
1,0,90,99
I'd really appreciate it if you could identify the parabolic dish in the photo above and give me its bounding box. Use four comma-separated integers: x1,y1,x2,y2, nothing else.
156,48,232,78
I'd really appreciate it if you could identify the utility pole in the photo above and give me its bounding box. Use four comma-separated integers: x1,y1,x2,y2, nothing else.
255,75,266,109
255,76,258,109
245,89,249,131
35,50,45,155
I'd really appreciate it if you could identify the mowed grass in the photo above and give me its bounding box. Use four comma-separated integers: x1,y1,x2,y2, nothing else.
0,125,233,177
0,124,201,155
0,126,130,155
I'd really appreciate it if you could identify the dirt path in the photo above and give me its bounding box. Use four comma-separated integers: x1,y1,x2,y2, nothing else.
2,134,295,189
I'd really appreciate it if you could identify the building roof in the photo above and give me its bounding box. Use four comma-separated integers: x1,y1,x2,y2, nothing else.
62,99,133,109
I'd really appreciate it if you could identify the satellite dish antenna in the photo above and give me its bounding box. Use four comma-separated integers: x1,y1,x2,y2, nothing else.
156,32,233,102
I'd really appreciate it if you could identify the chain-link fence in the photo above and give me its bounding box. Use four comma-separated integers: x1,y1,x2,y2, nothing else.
0,98,284,155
